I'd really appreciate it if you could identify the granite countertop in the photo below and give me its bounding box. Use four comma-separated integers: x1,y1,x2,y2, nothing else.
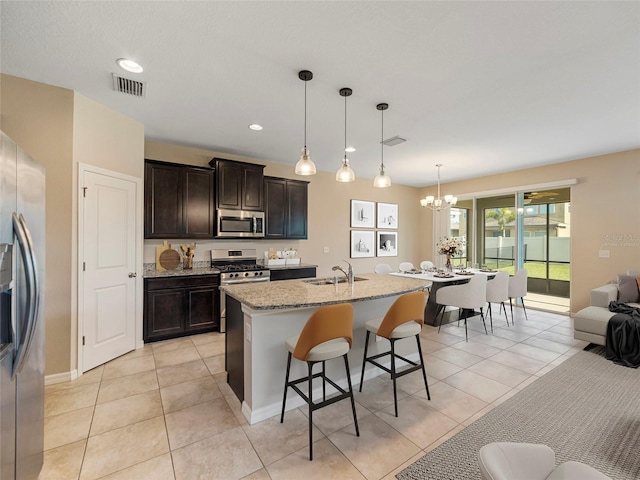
144,267,221,278
220,273,430,310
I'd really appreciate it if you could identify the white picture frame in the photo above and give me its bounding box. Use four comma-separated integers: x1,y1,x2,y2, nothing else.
377,231,398,257
377,202,398,229
351,230,375,258
351,200,375,228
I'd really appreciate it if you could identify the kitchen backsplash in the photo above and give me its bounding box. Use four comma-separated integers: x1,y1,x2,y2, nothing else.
143,239,303,264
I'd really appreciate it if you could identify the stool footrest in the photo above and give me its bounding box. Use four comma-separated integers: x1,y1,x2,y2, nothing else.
287,371,353,412
366,351,423,379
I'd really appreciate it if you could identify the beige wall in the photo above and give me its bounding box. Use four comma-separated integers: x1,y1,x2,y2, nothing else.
1,74,74,375
0,75,145,376
419,149,640,313
144,141,425,277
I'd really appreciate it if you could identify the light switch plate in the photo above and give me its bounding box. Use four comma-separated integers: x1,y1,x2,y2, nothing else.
323,246,330,253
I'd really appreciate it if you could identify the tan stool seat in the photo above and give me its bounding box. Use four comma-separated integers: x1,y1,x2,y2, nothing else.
286,336,350,362
364,318,421,338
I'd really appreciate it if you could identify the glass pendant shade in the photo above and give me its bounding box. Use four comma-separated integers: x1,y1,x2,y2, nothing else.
295,147,316,175
336,157,355,182
373,166,391,188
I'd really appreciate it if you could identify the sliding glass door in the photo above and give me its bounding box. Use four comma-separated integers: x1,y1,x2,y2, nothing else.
520,189,571,296
465,188,571,301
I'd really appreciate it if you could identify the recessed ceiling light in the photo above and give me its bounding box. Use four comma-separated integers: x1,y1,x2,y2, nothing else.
116,58,143,73
248,124,263,131
345,146,356,153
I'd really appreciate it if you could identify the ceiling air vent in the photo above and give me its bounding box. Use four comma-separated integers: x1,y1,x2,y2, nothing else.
382,135,406,147
112,73,146,98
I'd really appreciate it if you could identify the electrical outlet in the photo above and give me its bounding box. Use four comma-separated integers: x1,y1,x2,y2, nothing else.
323,246,330,253
599,250,610,258
245,323,251,342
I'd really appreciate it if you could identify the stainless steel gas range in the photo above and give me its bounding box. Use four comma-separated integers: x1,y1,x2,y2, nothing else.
211,249,270,332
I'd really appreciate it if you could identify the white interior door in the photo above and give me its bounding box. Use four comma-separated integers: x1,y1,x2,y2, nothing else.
81,169,137,371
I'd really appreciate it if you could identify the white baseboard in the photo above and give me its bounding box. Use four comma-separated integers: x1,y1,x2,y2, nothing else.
45,369,78,386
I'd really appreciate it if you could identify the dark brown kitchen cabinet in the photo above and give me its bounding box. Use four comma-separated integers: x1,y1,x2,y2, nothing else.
144,275,220,342
269,267,316,281
211,158,264,211
144,160,215,239
264,176,308,239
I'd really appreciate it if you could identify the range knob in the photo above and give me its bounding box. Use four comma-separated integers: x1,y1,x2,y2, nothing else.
257,271,263,276
244,272,250,277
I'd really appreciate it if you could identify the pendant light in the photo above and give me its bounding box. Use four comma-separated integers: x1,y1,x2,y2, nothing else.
294,70,317,176
336,88,355,182
373,103,391,188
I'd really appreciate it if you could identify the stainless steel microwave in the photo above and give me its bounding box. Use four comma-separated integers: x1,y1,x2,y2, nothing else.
216,209,265,238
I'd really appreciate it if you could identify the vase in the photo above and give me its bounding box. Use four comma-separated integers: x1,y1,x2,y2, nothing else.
445,254,452,272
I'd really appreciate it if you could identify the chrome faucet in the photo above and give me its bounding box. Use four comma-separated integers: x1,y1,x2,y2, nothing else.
332,260,354,284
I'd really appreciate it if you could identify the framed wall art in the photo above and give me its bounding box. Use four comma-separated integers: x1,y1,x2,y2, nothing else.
351,200,375,228
351,230,375,258
377,231,398,257
377,202,398,229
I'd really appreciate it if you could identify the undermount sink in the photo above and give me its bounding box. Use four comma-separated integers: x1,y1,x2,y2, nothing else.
303,276,368,285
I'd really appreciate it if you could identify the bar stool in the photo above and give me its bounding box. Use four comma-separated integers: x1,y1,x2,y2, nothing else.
358,291,430,417
280,303,359,460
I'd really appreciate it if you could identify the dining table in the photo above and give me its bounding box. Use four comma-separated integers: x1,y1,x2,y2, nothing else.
390,269,498,326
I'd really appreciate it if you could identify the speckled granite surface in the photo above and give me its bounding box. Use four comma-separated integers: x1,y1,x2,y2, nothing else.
220,273,430,310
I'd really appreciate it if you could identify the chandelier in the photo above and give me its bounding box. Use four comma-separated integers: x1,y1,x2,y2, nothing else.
420,164,457,210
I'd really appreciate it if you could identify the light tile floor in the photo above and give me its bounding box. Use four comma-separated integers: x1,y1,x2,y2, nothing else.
39,307,587,480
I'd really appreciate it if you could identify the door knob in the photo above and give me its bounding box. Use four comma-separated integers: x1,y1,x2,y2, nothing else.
128,272,137,278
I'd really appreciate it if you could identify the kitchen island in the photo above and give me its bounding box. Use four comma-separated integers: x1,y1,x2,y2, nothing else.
221,273,429,424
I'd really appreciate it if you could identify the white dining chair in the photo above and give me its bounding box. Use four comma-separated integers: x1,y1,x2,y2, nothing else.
485,271,511,331
435,274,488,341
399,262,415,272
420,260,435,270
374,263,393,274
508,268,529,321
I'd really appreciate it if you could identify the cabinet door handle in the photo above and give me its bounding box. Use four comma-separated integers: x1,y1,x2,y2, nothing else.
128,272,137,278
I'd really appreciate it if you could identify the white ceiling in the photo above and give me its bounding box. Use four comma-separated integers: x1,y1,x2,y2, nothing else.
1,1,639,188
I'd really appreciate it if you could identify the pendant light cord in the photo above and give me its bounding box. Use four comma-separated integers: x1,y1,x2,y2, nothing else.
304,80,307,149
344,94,347,159
380,108,384,169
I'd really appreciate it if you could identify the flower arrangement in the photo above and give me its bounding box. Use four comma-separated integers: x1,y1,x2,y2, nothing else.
437,237,465,256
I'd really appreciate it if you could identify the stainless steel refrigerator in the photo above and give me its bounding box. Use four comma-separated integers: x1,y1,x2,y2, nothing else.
0,131,45,480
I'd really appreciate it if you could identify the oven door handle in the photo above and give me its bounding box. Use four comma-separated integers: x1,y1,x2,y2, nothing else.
221,276,270,285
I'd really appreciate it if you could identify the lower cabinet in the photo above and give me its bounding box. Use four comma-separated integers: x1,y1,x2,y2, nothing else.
144,275,220,342
269,267,317,281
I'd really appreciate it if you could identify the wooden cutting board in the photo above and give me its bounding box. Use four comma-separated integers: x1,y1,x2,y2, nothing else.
156,241,172,271
159,249,181,270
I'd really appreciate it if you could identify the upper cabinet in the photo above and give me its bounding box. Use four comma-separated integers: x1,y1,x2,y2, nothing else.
210,158,264,211
264,176,309,239
144,160,215,239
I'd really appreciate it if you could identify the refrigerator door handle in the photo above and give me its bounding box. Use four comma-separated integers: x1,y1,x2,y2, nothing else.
11,213,37,377
17,214,39,371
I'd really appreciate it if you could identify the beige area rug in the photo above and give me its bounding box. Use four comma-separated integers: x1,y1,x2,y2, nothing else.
397,346,640,480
